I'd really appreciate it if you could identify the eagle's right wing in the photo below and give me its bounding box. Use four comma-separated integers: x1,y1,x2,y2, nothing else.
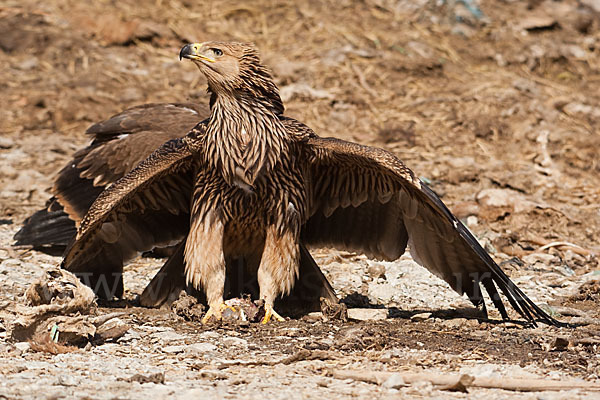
14,103,208,249
61,130,202,299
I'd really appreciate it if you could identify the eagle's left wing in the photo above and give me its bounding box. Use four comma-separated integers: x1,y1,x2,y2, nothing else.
301,134,561,326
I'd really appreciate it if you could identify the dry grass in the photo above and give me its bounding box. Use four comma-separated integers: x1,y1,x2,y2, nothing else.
1,0,599,259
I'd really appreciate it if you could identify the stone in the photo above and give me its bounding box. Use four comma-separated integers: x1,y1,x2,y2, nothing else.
0,137,14,149
303,312,323,322
442,318,469,329
14,342,30,353
517,15,557,31
382,373,405,389
466,215,478,227
582,0,600,13
367,264,386,279
221,337,248,347
150,330,186,342
347,308,388,321
368,283,396,304
96,317,129,342
410,312,432,322
477,188,540,213
185,342,218,354
162,345,185,354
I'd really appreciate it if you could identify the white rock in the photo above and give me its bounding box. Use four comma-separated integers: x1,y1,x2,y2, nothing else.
150,330,186,342
335,271,362,289
367,264,386,279
564,102,600,118
466,215,478,227
118,330,141,343
14,342,30,352
199,331,220,340
221,337,248,347
162,345,185,354
383,373,405,389
347,308,388,321
477,188,540,213
56,375,79,387
0,137,14,149
410,312,432,322
382,262,405,285
186,342,218,354
368,283,396,304
582,0,600,13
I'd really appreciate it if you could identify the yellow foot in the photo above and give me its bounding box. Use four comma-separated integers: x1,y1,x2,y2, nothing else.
261,306,285,324
202,303,237,324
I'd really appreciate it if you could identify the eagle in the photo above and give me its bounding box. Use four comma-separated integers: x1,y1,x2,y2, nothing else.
61,41,561,326
14,102,336,311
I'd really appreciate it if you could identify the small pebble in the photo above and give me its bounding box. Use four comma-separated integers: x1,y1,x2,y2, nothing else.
162,345,185,354
367,264,386,279
14,342,31,353
410,312,432,322
383,373,405,389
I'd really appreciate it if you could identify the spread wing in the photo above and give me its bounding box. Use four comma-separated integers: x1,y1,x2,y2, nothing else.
61,130,202,299
302,135,560,326
14,103,208,249
75,103,207,191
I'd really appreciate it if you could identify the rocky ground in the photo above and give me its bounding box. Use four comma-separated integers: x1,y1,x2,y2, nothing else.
1,0,600,398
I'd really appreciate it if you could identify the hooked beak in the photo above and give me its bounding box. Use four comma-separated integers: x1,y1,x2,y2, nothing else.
179,43,215,63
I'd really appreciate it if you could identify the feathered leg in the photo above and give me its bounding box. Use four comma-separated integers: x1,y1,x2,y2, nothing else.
184,209,227,323
257,220,300,324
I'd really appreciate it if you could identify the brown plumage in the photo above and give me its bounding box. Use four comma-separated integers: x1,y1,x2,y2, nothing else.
14,102,208,252
62,41,562,326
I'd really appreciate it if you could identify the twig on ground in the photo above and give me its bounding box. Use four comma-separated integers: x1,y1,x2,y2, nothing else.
328,369,600,392
216,349,332,369
537,241,592,257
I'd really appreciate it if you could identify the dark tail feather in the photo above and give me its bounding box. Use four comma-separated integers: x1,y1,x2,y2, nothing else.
277,243,338,315
14,208,76,250
140,240,193,307
480,276,508,320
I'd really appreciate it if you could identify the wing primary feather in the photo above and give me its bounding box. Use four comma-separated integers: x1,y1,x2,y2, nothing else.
480,277,507,320
418,183,565,327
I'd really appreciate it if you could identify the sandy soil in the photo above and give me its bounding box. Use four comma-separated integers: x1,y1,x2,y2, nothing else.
1,0,600,398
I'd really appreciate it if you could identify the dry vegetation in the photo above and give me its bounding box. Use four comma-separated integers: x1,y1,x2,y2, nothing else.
1,0,600,398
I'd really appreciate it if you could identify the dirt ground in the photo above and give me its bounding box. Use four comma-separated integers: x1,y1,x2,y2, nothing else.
1,0,600,398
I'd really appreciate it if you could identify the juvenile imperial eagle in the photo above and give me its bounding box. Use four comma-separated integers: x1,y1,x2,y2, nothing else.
61,41,561,326
14,100,335,310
